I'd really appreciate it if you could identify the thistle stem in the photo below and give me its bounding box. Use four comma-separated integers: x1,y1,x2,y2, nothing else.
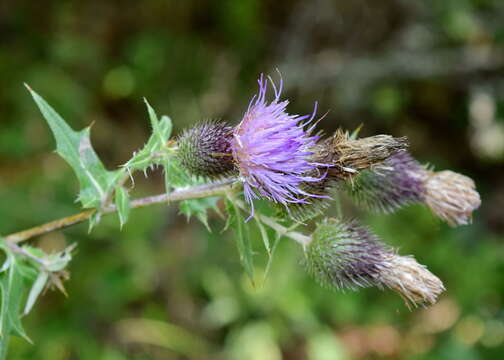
255,214,312,247
4,242,49,268
3,179,236,244
233,199,312,247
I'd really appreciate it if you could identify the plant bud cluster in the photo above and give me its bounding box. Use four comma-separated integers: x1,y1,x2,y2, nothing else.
174,74,480,308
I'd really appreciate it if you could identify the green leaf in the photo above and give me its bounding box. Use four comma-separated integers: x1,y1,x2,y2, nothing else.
122,99,200,194
115,186,131,228
23,271,49,316
163,156,192,191
0,332,7,360
264,232,283,282
0,241,74,359
0,251,31,359
124,101,173,171
145,99,171,145
179,197,220,231
349,124,363,140
87,212,101,232
254,217,271,256
225,198,254,283
26,85,123,210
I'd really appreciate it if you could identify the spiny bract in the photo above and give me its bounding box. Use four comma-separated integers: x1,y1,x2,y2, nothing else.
177,121,236,178
305,218,390,290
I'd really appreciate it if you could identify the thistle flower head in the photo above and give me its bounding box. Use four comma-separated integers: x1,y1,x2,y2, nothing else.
305,218,445,307
305,218,391,290
346,152,481,227
378,254,445,308
231,74,324,213
423,170,481,226
177,121,236,178
347,152,426,212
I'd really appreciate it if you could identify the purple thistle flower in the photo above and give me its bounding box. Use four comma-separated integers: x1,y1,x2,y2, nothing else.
231,74,326,214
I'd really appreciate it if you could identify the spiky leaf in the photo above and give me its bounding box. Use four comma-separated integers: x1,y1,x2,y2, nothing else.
26,85,123,210
163,156,192,191
124,100,173,171
23,271,49,316
179,197,220,231
115,186,131,228
0,249,31,359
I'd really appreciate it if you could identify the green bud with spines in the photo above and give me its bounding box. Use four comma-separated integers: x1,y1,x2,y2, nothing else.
305,218,390,291
177,121,237,178
305,218,445,307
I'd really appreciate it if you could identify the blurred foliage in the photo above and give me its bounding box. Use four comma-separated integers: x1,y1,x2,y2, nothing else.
1,0,504,359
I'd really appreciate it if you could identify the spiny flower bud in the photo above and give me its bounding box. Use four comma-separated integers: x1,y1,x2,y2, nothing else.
177,121,236,178
378,254,445,308
346,152,426,212
346,151,481,226
423,170,481,226
305,218,390,290
304,218,445,307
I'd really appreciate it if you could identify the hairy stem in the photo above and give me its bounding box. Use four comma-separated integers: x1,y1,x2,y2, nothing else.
3,178,236,244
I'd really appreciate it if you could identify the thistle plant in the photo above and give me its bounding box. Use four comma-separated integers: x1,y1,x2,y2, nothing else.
0,75,480,357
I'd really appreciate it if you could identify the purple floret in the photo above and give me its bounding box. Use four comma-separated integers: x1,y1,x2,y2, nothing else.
231,74,326,215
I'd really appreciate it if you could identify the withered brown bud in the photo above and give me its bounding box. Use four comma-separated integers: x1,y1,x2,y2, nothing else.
422,170,481,226
317,129,409,179
379,254,445,308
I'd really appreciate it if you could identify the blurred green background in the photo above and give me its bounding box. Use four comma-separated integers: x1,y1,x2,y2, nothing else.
1,0,504,359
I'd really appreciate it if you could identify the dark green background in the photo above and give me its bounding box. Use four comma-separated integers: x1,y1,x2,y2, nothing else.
1,0,504,359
